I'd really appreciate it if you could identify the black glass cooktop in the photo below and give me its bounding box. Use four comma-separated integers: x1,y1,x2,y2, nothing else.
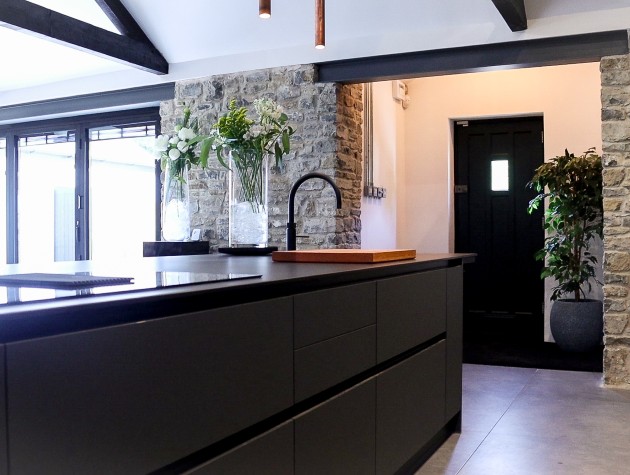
0,272,261,305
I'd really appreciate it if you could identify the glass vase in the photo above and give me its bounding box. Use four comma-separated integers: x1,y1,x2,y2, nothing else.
228,151,269,248
162,164,191,241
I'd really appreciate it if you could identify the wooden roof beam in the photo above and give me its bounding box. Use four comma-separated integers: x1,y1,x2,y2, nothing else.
0,0,168,74
491,0,527,32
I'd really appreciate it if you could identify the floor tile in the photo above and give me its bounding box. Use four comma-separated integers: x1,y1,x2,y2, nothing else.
524,368,630,404
420,364,630,475
458,431,630,475
491,393,630,451
414,430,487,475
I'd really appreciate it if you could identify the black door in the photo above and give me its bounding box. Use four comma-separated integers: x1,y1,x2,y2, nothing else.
454,117,544,343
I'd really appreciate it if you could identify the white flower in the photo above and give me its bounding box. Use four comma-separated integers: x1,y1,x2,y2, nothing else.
177,140,189,153
168,148,181,160
178,127,195,141
254,98,273,118
155,134,170,151
211,133,227,149
169,136,179,144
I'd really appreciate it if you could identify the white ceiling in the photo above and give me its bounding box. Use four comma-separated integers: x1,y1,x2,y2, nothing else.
1,0,629,106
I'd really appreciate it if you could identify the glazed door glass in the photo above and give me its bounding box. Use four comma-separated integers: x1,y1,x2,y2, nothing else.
0,138,6,264
88,124,157,262
17,132,76,264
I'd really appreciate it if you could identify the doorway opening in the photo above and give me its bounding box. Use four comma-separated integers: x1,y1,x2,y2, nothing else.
454,116,603,371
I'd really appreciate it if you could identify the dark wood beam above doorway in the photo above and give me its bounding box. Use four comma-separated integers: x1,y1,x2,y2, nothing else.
0,0,168,74
316,30,629,84
491,0,527,32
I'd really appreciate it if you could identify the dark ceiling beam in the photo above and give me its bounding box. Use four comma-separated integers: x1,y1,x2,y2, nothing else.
316,30,629,84
94,0,151,43
0,0,168,74
0,83,174,126
491,0,527,32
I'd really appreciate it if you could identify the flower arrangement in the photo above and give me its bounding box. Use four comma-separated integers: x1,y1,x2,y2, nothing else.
205,98,294,207
155,106,209,185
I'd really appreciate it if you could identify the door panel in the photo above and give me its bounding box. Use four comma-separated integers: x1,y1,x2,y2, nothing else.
455,118,544,341
17,132,76,263
88,131,157,262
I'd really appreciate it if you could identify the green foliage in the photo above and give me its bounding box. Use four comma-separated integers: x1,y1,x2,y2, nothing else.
527,148,603,301
202,98,295,207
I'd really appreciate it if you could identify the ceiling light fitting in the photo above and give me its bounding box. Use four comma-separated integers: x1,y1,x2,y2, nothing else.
315,0,325,49
259,0,271,19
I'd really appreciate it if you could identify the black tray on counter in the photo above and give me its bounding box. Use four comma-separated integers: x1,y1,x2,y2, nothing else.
218,246,278,256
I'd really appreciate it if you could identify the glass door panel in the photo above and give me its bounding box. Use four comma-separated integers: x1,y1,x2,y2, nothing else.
0,138,6,264
17,132,76,264
88,127,157,262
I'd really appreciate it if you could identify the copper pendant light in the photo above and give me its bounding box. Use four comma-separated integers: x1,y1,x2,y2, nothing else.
259,0,271,19
315,0,325,49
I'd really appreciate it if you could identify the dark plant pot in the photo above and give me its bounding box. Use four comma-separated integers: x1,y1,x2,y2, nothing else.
550,299,603,352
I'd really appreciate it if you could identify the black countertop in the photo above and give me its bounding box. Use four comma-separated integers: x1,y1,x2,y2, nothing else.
0,253,473,343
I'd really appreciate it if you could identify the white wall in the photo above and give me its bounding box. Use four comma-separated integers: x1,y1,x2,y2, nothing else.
400,62,603,253
395,62,603,340
361,82,404,249
362,63,603,340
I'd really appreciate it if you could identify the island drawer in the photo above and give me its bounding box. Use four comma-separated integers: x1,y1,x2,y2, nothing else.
377,269,447,362
294,282,376,349
5,297,294,475
295,378,376,474
376,340,446,474
189,421,294,475
295,324,376,402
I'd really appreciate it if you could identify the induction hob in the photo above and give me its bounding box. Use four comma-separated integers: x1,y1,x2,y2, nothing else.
0,271,261,305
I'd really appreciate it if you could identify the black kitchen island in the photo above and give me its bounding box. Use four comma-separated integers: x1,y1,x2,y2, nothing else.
0,253,472,475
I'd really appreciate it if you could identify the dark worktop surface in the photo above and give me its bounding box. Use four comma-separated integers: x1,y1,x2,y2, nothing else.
0,252,473,343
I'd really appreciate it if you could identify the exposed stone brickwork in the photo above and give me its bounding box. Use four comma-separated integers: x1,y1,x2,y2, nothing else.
601,43,630,387
159,65,362,250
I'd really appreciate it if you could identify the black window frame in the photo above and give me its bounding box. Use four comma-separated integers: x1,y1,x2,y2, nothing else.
0,107,161,264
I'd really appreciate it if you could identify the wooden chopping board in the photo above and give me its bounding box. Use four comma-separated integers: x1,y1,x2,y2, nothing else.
271,249,416,263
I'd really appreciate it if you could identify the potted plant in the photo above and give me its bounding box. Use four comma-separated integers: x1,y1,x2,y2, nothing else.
527,148,603,351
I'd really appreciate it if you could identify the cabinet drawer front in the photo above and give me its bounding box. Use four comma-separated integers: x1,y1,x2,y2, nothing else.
295,378,376,475
377,269,447,362
6,298,293,475
190,421,294,475
376,341,446,475
295,325,376,402
295,282,376,349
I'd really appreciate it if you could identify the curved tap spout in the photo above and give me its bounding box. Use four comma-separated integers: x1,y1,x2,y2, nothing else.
286,172,342,251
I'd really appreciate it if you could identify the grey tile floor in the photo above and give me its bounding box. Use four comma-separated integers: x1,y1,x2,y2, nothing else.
416,364,630,475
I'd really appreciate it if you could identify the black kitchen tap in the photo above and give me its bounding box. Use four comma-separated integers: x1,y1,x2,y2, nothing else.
286,172,342,251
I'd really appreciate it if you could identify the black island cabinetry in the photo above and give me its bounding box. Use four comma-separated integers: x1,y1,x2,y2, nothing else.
0,253,470,475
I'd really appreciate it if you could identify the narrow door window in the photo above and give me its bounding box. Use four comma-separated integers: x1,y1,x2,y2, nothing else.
491,159,509,191
17,131,76,264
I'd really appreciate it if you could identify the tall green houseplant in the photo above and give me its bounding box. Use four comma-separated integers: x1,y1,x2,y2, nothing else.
527,148,603,301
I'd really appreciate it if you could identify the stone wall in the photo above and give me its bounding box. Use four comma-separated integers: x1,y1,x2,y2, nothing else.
159,65,362,250
601,44,630,387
